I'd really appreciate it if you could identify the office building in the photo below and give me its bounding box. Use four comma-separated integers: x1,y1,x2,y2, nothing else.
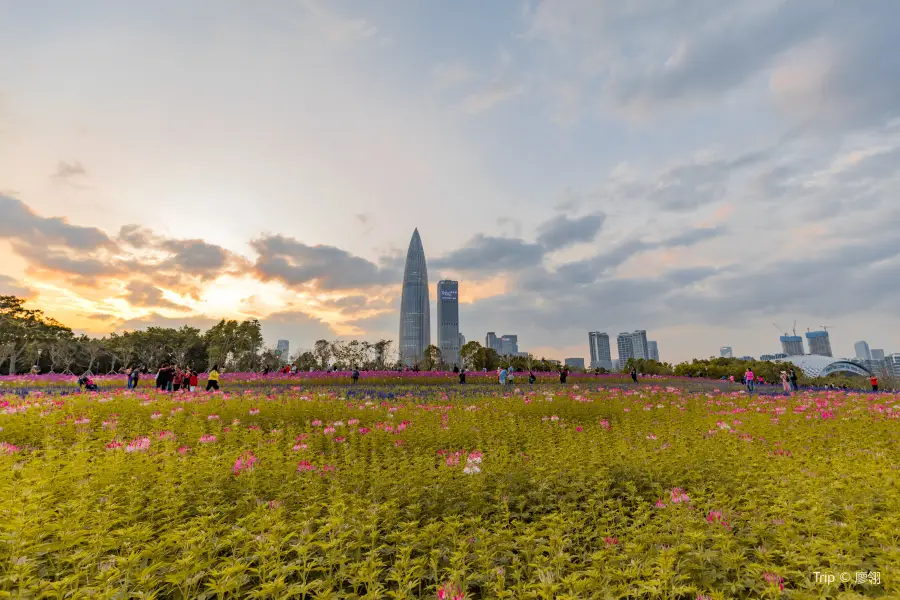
499,335,519,356
458,333,465,348
588,332,613,370
871,348,885,361
648,340,659,362
761,353,788,361
740,356,755,361
399,229,430,365
485,332,499,353
806,330,833,357
887,354,900,377
720,346,733,358
436,280,460,367
854,341,871,361
276,339,290,358
780,336,804,356
617,333,633,365
631,330,649,360
565,357,585,369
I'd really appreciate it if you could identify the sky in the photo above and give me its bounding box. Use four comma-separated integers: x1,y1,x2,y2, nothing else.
2,0,900,364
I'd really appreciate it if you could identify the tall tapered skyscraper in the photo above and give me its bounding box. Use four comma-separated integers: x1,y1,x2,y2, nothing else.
399,229,430,365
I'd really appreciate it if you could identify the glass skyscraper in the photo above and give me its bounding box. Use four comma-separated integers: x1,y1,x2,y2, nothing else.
399,229,430,366
437,280,460,367
588,332,612,370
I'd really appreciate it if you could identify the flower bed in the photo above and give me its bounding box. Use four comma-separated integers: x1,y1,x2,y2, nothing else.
1,385,896,597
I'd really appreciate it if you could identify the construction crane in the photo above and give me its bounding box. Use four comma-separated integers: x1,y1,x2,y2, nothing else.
793,320,797,336
773,322,787,336
820,325,831,332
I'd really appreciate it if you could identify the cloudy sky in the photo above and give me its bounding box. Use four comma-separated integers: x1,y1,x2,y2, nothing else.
2,0,900,363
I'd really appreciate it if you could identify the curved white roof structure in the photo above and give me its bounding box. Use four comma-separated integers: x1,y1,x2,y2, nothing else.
772,355,873,378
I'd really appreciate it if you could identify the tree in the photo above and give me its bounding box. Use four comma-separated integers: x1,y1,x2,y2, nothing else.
0,296,71,375
371,339,392,370
460,341,482,370
421,345,442,371
293,351,318,371
313,339,332,370
78,336,106,375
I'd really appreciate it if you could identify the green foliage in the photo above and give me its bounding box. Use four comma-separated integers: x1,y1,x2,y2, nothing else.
1,385,897,598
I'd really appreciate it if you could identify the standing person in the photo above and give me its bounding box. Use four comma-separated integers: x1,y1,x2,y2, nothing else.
559,367,568,385
172,368,183,392
744,368,755,393
780,371,790,393
206,365,220,392
458,369,466,384
189,370,198,392
507,370,515,386
789,368,798,391
126,367,134,390
499,367,508,386
630,367,638,384
528,370,536,384
351,367,360,384
870,375,879,392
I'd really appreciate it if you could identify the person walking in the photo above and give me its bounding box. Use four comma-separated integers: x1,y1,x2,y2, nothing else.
498,367,508,386
351,367,360,384
188,370,198,392
528,370,536,384
780,371,790,393
559,367,568,385
172,368,183,392
871,375,879,392
744,368,755,393
458,369,466,384
206,365,220,392
789,368,798,391
630,367,638,384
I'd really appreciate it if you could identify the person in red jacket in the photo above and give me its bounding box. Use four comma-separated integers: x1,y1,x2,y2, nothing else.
189,370,199,392
870,376,879,392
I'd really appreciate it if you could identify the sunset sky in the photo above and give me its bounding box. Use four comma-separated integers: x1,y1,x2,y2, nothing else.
2,1,900,363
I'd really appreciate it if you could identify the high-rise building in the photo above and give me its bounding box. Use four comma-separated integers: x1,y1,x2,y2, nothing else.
854,341,872,361
485,332,499,353
720,346,733,358
458,333,465,348
617,332,633,365
806,331,832,357
399,229,430,366
648,340,659,362
499,335,518,355
761,353,788,361
565,357,585,369
588,332,612,370
436,280,460,367
871,348,886,361
780,335,804,356
631,330,649,360
276,339,290,358
887,354,900,377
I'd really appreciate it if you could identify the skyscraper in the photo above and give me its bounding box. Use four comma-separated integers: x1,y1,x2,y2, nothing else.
854,341,871,361
399,229,430,366
780,335,804,356
458,333,465,348
437,280,460,367
805,330,832,357
871,348,886,361
565,358,585,369
276,339,290,358
631,330,649,360
720,346,733,358
588,332,612,370
500,335,518,355
485,332,499,353
617,333,633,365
648,340,659,362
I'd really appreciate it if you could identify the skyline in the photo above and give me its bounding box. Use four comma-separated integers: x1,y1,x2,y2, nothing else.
2,1,900,362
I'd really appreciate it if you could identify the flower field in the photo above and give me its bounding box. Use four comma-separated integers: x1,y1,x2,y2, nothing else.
1,384,898,599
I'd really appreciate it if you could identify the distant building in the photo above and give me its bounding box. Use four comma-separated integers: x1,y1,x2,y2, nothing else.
806,331,833,357
740,356,755,361
612,358,621,372
887,354,900,377
485,332,499,353
437,280,460,367
631,330,649,360
720,346,733,358
760,353,788,361
854,341,871,361
871,348,886,361
648,340,659,362
617,332,633,365
499,335,518,356
588,332,613,370
458,333,465,348
565,358,585,369
276,339,290,358
780,336,804,356
399,229,430,365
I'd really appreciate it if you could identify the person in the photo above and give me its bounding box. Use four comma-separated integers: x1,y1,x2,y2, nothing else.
507,370,515,386
780,371,790,393
172,368,183,392
188,370,198,392
498,367,508,385
528,370,536,384
744,368,754,393
630,367,638,384
351,367,360,384
871,375,879,392
559,367,568,385
131,366,141,389
78,374,98,392
262,365,270,375
30,364,39,374
452,365,459,374
126,367,134,389
789,368,798,391
206,365,220,392
458,369,466,384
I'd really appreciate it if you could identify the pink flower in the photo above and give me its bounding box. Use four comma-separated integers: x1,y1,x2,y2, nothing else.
125,437,151,452
550,415,560,421
467,450,483,464
105,441,122,450
207,414,219,421
177,446,191,454
604,536,619,546
655,499,667,508
292,443,308,451
323,426,336,435
763,572,784,590
232,419,241,425
233,451,258,476
311,419,323,426
150,412,162,420
249,408,260,415
157,430,176,441
199,434,217,444
446,454,461,467
333,436,346,443
646,433,657,440
599,419,610,430
347,418,359,425
74,417,90,425
437,583,465,600
358,427,370,435
320,464,336,472
670,487,690,504
575,426,584,432
394,439,404,447
707,511,726,525
297,460,316,472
